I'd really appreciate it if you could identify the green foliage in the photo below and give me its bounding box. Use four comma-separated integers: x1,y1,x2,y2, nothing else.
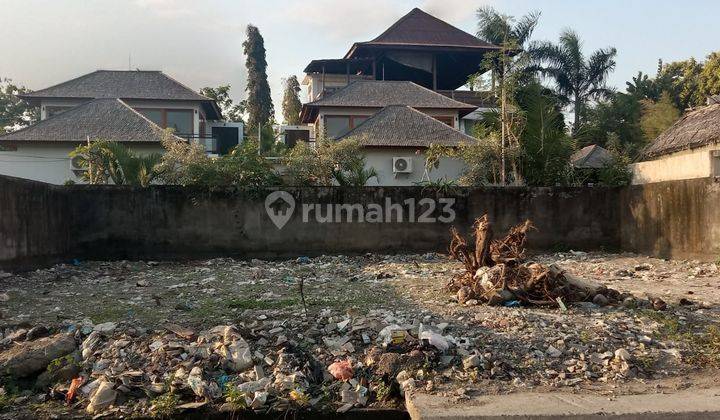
223,384,248,409
281,76,303,125
283,138,376,186
457,127,509,186
529,29,617,134
576,93,645,158
699,52,720,101
243,25,274,132
158,132,280,188
596,134,632,186
514,82,574,186
69,140,162,186
150,392,179,418
0,78,38,133
199,85,245,122
640,92,681,141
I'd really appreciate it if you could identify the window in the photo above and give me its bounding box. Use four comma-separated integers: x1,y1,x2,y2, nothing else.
138,109,163,126
324,115,370,139
325,116,351,138
46,106,73,118
166,110,193,135
135,108,194,135
433,116,454,127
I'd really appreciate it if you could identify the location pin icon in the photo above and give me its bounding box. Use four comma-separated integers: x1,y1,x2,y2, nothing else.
265,191,296,229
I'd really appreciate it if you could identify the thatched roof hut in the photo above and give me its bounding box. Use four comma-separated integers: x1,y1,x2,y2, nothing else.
642,103,720,159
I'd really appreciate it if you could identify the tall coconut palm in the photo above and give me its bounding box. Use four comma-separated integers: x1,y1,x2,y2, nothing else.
530,29,617,134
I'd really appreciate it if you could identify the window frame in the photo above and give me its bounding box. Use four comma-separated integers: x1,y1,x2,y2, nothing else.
135,108,195,135
324,114,370,138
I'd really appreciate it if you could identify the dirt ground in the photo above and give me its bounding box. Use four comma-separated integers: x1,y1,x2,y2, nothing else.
1,251,719,417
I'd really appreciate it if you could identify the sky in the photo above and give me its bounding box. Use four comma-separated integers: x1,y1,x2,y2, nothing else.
2,0,720,118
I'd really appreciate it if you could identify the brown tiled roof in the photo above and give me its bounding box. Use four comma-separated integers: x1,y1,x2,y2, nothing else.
345,8,498,57
336,105,476,147
570,145,613,169
19,70,211,102
642,103,720,159
0,98,180,143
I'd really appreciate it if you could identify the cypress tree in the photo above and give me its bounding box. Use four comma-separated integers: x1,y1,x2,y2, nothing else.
281,76,302,125
243,25,274,132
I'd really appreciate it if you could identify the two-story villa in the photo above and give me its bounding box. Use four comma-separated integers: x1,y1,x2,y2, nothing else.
299,8,499,185
0,70,241,184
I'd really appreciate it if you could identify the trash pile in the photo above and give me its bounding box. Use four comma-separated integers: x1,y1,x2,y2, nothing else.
447,215,629,308
0,311,462,417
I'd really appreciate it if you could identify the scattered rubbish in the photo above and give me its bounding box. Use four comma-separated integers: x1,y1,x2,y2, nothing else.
66,377,83,404
504,300,522,308
328,360,354,380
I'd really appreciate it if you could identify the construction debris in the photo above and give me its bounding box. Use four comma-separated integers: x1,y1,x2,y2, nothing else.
0,252,718,417
447,215,626,307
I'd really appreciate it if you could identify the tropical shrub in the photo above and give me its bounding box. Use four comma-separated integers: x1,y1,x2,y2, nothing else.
70,140,162,187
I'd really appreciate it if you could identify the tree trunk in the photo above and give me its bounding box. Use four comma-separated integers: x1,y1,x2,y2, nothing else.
573,97,581,136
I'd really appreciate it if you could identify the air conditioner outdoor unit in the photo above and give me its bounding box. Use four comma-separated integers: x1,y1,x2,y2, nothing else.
70,155,85,178
392,157,413,173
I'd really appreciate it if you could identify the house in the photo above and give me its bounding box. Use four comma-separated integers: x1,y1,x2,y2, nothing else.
0,70,242,184
571,145,614,170
298,8,500,185
632,98,720,185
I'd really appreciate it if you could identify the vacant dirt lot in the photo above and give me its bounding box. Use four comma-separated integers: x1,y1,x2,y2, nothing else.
0,252,719,418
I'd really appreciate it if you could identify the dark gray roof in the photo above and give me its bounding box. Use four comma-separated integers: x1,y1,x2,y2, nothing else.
0,98,179,143
570,145,613,169
301,80,476,123
344,8,499,59
642,103,720,159
308,80,475,109
336,105,476,147
19,70,211,102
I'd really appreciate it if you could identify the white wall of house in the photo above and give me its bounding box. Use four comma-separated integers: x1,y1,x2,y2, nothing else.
631,144,720,185
0,142,164,185
363,148,466,186
302,74,374,102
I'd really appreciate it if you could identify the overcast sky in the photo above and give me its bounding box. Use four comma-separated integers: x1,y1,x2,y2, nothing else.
2,0,720,118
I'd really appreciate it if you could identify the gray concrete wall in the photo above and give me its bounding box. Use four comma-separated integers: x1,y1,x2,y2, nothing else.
620,177,720,260
0,175,620,270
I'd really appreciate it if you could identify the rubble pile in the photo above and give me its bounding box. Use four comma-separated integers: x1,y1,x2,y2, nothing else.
0,252,718,417
447,215,628,307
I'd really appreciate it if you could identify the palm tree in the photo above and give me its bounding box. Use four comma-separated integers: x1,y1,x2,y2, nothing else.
476,6,540,87
530,29,617,134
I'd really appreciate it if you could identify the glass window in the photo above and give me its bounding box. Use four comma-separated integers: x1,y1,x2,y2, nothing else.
46,106,72,118
325,116,351,139
352,117,368,127
166,110,193,135
138,109,164,126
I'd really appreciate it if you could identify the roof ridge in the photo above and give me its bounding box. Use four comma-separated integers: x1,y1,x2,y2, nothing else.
20,70,103,98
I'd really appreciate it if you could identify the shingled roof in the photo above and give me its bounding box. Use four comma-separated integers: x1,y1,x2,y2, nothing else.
0,98,178,143
336,105,476,147
301,80,476,123
642,103,720,159
570,145,613,169
345,8,498,58
19,70,211,102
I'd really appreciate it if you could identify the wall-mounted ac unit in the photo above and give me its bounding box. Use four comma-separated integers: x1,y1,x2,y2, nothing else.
392,157,413,173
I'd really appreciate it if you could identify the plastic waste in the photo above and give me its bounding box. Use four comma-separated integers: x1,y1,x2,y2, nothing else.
418,324,449,351
503,300,521,308
328,360,354,380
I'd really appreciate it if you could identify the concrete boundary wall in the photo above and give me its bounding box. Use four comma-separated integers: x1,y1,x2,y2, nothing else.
3,175,718,271
0,175,620,271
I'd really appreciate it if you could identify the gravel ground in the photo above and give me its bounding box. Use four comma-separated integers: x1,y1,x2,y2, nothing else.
0,252,719,418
